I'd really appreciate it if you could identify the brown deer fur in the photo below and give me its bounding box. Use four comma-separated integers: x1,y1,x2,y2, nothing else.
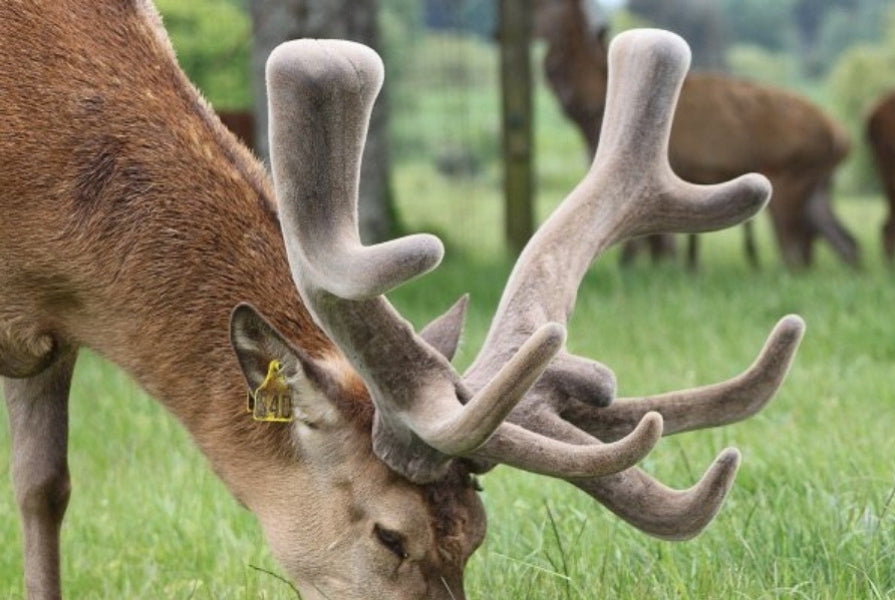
536,0,859,268
867,91,895,262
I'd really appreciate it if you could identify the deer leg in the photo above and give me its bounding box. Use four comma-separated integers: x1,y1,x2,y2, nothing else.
647,233,677,263
766,174,814,269
686,234,699,271
883,216,895,265
619,237,646,266
743,220,759,269
771,214,811,268
4,346,77,600
620,235,677,267
805,178,859,267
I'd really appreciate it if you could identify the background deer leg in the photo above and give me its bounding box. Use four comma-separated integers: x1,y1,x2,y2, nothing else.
805,176,860,267
883,217,895,264
767,174,814,268
648,233,677,263
743,220,760,269
4,346,77,600
880,170,895,264
686,233,699,270
620,234,677,267
619,237,646,266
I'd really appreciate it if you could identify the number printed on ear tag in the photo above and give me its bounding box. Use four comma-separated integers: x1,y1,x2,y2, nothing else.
250,360,294,422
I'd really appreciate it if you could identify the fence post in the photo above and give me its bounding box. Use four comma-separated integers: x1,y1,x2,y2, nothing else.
499,0,534,256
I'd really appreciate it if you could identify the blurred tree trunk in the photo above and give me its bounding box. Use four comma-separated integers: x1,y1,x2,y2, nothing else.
499,0,533,256
250,0,395,243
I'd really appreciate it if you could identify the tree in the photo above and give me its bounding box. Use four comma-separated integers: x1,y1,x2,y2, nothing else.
250,0,395,243
717,0,796,52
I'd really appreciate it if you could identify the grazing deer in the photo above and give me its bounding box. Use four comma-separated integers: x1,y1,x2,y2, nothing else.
0,2,805,599
536,0,859,269
867,91,895,262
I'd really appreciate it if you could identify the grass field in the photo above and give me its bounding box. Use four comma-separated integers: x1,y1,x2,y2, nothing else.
4,35,895,600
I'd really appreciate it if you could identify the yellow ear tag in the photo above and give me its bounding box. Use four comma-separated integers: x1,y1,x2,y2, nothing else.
248,359,294,422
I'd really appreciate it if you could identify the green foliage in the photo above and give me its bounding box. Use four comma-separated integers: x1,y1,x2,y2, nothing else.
155,0,252,110
726,44,801,88
388,32,500,171
714,0,886,76
424,0,496,39
826,8,895,193
380,0,424,87
608,8,653,33
809,3,887,76
625,0,727,70
718,0,798,51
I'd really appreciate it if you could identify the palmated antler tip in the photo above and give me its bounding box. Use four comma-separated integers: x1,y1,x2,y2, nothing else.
393,232,446,277
660,447,741,541
331,233,444,299
740,171,772,197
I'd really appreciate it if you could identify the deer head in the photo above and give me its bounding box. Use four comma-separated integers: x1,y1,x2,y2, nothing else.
223,29,803,598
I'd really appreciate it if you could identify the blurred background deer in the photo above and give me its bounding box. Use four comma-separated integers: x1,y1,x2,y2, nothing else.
534,0,860,269
867,91,895,263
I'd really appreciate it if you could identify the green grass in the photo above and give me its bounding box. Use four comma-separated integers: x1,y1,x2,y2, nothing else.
5,31,895,600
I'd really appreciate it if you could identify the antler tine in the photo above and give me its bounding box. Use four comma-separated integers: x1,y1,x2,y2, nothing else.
267,39,665,484
527,407,741,540
515,315,803,539
577,450,742,541
561,315,806,442
593,29,771,240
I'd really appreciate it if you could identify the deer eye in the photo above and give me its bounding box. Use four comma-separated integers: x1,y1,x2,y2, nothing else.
374,524,408,560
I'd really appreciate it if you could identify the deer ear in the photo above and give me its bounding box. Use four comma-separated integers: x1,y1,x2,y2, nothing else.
229,303,341,428
230,303,302,391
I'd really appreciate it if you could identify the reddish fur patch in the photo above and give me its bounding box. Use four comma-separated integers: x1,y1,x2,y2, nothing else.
423,464,483,568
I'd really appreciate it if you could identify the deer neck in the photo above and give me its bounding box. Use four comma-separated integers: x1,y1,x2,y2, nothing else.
543,16,608,156
62,107,342,510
